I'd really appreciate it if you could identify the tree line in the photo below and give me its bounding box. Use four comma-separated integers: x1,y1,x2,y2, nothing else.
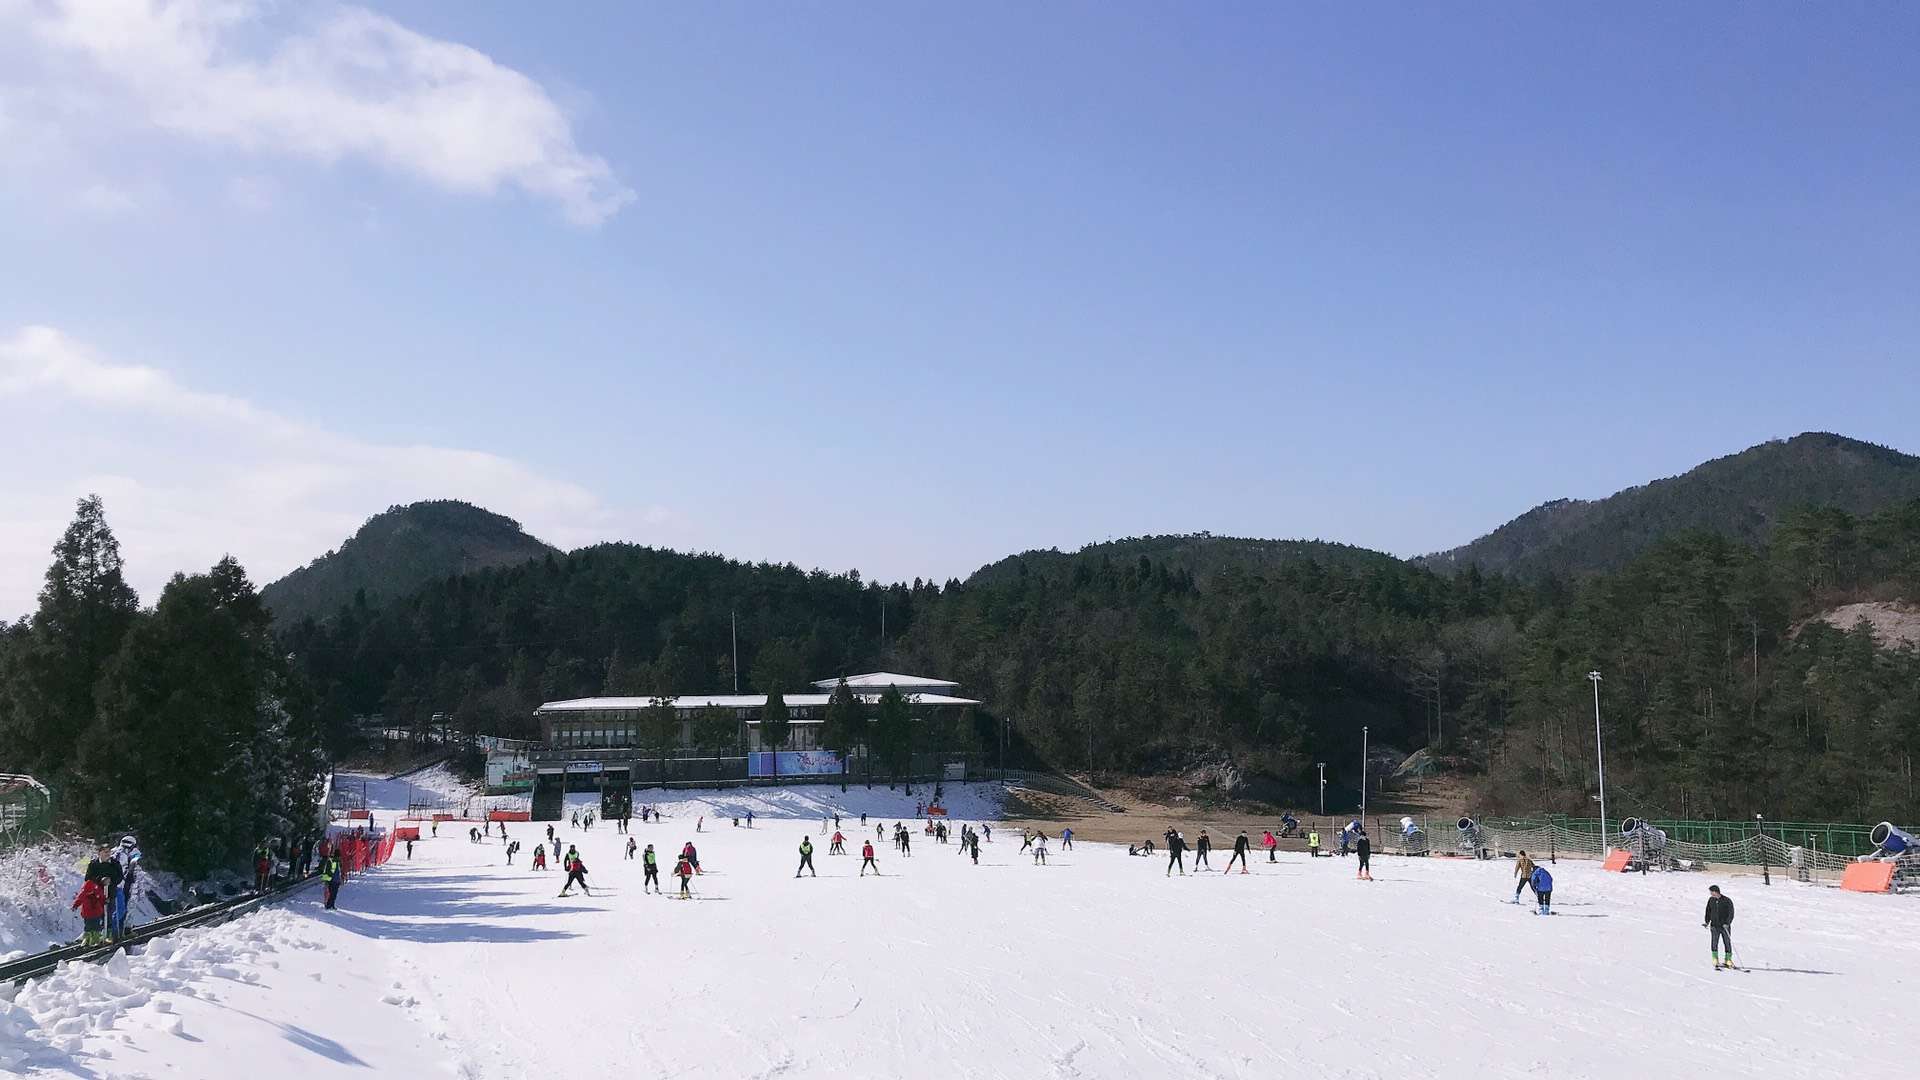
0,497,326,877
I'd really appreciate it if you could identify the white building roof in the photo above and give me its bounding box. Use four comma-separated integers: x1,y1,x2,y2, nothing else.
536,691,981,714
810,672,960,691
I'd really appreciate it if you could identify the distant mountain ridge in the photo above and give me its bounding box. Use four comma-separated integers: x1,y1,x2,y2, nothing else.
967,533,1403,587
261,500,555,626
1420,432,1920,578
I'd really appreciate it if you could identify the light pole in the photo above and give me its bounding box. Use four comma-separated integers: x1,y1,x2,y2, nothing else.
1360,726,1369,821
1316,763,1326,816
1588,671,1608,854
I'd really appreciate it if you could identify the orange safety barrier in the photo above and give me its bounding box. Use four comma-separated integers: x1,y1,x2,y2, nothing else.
346,809,370,820
432,813,455,823
488,810,532,822
1840,862,1895,893
925,807,948,817
393,826,420,840
1602,849,1632,872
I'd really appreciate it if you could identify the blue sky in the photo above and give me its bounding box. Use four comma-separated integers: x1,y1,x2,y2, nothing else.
2,3,1916,616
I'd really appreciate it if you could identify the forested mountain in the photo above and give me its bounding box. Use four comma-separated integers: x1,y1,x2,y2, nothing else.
261,501,555,627
1422,433,1920,579
968,534,1403,588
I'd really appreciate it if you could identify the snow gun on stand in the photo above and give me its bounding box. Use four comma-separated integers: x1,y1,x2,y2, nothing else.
1399,816,1428,856
1619,818,1678,871
1868,821,1914,859
1279,814,1299,838
1456,817,1488,859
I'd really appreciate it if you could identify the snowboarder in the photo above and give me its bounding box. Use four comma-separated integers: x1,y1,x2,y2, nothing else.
1705,885,1737,969
797,836,816,877
1355,829,1372,880
1512,851,1536,903
1166,830,1187,876
860,840,880,876
1528,864,1553,915
72,877,109,946
1195,830,1212,870
1263,830,1277,862
642,845,660,893
320,854,342,910
1227,831,1250,873
1307,830,1321,858
559,852,591,896
626,837,638,860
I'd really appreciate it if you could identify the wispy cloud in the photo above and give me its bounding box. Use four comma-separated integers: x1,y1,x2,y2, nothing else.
6,0,632,225
0,325,675,618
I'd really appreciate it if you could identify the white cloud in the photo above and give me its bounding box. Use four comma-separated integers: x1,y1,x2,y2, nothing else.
7,0,632,225
72,179,137,214
0,325,675,619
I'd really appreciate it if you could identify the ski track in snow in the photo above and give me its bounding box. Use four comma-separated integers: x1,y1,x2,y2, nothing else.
4,781,1916,1078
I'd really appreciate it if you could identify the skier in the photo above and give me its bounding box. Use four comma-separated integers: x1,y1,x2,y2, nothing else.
642,844,660,893
72,876,109,946
405,837,414,860
1166,830,1187,876
797,836,816,878
506,840,520,865
829,831,846,855
697,816,704,833
110,836,141,939
546,824,555,846
674,854,694,897
1307,830,1321,858
860,839,880,876
1020,829,1034,852
969,832,980,865
1528,864,1553,915
900,828,912,857
860,812,867,825
85,843,120,895
682,841,702,874
558,851,591,896
253,840,273,892
320,854,342,910
626,837,638,860
1033,834,1048,865
1705,885,1737,969
1062,827,1074,851
1263,830,1277,862
1194,830,1212,870
1512,851,1536,904
1355,829,1372,880
1227,831,1250,874
747,810,754,828
531,845,547,871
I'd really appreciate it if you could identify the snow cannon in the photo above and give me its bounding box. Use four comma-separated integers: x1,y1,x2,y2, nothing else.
1869,821,1915,857
1619,817,1668,852
1400,815,1418,838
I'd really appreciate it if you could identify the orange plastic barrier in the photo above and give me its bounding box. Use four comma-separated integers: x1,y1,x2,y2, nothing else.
432,813,455,822
1602,849,1632,872
346,809,370,820
393,826,420,840
1841,862,1895,893
488,810,532,822
926,807,948,817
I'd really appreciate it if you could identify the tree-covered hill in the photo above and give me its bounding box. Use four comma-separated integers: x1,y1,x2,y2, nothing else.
260,501,556,627
1421,433,1920,579
968,534,1405,589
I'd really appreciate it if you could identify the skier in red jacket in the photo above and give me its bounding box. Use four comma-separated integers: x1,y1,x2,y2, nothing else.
860,840,880,876
73,878,110,946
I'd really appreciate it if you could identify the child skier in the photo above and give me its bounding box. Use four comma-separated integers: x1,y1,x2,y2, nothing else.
829,831,845,855
626,837,638,860
861,840,880,876
797,836,816,878
1705,885,1737,969
674,854,694,897
532,845,547,871
72,877,109,946
1355,829,1372,880
1528,864,1553,915
558,852,591,897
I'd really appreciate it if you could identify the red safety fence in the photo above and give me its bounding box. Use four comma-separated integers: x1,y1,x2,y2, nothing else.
393,826,421,840
322,830,398,875
488,810,532,822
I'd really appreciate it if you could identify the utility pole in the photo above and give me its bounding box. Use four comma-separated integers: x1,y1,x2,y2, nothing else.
1316,762,1326,815
731,611,739,693
1360,727,1369,819
1001,716,1010,782
1589,671,1608,853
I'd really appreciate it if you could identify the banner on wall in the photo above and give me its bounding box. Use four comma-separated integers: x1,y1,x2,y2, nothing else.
748,750,843,777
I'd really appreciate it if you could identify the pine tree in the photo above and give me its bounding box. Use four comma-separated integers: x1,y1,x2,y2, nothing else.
820,678,863,791
760,690,791,785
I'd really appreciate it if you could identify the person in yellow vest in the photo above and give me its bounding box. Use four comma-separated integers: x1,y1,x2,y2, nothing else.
1307,830,1321,858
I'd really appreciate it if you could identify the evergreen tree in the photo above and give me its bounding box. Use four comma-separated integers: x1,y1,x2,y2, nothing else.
820,677,864,791
760,690,791,784
873,684,912,785
2,495,139,774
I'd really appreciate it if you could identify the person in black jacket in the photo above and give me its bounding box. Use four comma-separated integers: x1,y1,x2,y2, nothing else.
85,845,121,892
1194,831,1212,870
1355,829,1373,880
1226,831,1251,874
1704,885,1736,970
1165,830,1187,876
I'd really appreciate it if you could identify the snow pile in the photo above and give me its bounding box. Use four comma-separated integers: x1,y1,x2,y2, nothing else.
0,842,164,962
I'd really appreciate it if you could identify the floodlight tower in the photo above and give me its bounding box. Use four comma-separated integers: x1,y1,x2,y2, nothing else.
1588,671,1607,853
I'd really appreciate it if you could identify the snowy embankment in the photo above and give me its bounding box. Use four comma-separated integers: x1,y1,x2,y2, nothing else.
7,782,1918,1078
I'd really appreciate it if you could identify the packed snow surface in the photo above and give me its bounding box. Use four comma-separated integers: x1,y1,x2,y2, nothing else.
6,782,1917,1078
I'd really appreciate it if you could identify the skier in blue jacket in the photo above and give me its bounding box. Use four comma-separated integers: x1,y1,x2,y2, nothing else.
1529,865,1553,915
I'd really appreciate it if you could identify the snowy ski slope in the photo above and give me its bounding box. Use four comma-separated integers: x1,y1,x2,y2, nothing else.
4,783,1916,1078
